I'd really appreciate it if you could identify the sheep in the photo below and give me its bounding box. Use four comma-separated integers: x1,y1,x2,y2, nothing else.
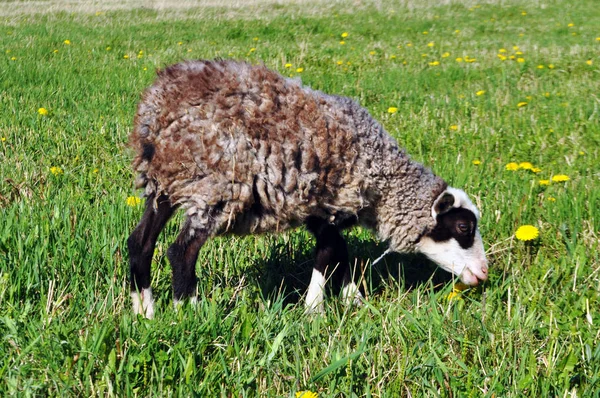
127,59,488,318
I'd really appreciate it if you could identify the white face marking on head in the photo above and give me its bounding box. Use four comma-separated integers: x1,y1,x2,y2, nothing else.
131,287,155,319
433,187,480,219
341,282,364,306
305,268,326,314
417,231,488,285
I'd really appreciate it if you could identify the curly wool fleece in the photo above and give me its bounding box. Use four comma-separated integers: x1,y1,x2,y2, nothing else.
130,60,447,252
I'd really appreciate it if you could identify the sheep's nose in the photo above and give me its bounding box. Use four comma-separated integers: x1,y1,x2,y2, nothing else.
479,264,489,281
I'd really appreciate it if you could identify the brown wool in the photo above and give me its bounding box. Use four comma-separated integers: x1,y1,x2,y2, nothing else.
130,60,447,252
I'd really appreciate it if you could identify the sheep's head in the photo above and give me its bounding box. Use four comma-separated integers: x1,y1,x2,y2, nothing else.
416,187,488,286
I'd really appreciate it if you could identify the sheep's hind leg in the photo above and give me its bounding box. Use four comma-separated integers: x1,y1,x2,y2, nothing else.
305,217,363,313
128,194,176,319
167,219,208,307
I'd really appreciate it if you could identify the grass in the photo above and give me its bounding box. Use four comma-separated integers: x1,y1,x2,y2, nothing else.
1,0,599,395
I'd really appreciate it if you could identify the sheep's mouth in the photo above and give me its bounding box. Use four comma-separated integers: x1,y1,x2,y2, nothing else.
460,267,488,286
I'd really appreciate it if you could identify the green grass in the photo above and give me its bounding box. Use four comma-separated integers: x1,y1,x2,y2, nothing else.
1,0,599,395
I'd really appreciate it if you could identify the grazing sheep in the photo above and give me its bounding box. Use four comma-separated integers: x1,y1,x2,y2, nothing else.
127,59,488,318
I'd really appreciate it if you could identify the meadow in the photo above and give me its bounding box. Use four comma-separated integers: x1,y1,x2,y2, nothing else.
1,0,599,395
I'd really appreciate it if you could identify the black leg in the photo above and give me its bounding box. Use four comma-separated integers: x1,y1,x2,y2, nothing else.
128,194,175,294
167,220,208,302
305,216,352,296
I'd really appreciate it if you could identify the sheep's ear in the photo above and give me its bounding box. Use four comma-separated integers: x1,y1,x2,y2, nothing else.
433,191,455,218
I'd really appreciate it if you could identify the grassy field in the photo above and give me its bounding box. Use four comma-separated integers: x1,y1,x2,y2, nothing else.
1,0,599,395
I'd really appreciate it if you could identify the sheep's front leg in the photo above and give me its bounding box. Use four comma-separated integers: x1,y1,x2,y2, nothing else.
305,217,362,313
128,194,175,319
167,220,208,306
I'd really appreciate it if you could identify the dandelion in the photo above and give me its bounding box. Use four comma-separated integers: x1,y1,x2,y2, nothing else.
50,166,63,175
539,179,550,186
429,61,440,66
249,47,256,52
177,41,183,45
126,196,142,207
390,55,396,59
499,48,507,53
586,60,593,66
10,56,16,61
548,64,555,69
38,107,49,115
567,23,574,27
515,51,523,55
517,57,525,63
579,151,585,155
448,282,468,301
531,167,542,173
336,60,343,65
476,90,486,96
513,45,519,50
454,30,461,34
63,39,71,45
341,32,348,38
284,63,292,68
388,107,398,114
455,57,463,62
442,52,450,58
596,37,600,41
449,125,458,131
296,67,304,73
53,49,59,54
369,51,376,56
296,391,318,398
106,46,112,51
551,174,570,182
406,42,413,47
537,65,544,69
427,41,434,47
515,225,539,241
1,137,6,142
547,197,556,202
517,101,528,108
93,168,99,173
521,11,527,16
422,31,429,35
505,162,519,171
518,162,534,170
253,37,259,41
497,54,507,61
465,56,476,63
123,54,129,59
339,41,346,45
472,160,481,165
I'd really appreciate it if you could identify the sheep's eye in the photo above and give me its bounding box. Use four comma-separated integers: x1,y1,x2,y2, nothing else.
457,222,470,235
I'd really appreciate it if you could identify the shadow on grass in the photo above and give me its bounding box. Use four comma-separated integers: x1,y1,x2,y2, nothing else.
249,230,453,307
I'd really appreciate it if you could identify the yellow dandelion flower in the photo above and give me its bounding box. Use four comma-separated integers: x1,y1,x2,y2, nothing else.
518,162,534,170
596,37,600,41
123,54,129,59
442,52,450,58
369,51,376,56
498,54,507,61
509,55,516,60
539,179,550,186
513,45,519,50
296,391,318,398
515,51,523,55
106,46,111,51
10,56,16,61
406,42,413,47
1,137,6,142
63,39,71,45
296,67,304,73
38,107,49,116
93,168,99,173
547,197,556,202
454,30,461,34
253,37,259,41
499,48,507,53
537,65,544,69
548,64,555,69
126,196,142,207
505,162,519,171
515,225,539,241
521,11,527,16
447,290,462,301
50,166,63,175
427,42,435,47
422,31,429,35
336,60,343,65
476,90,486,96
429,61,440,66
517,57,525,63
284,63,292,68
390,55,396,59
579,151,585,155
388,107,398,114
472,160,481,165
465,56,476,63
177,41,183,45
567,23,574,27
551,174,570,182
339,41,346,45
455,57,464,62
531,167,542,173
53,49,58,54
517,102,528,107
249,47,256,52
341,32,349,38
449,125,458,131
586,60,592,66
